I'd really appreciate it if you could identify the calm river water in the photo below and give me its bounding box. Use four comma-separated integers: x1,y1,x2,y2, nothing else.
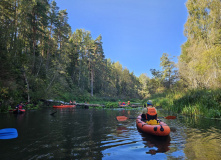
0,107,221,160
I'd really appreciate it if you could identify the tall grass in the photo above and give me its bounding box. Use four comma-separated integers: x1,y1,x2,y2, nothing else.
144,89,221,119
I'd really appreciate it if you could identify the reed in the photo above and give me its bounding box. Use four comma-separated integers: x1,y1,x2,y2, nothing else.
146,89,221,119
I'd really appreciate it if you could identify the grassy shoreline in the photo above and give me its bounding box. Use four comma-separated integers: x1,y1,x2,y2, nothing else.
144,89,221,119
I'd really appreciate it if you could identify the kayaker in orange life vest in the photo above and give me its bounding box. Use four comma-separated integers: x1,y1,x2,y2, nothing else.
141,100,157,121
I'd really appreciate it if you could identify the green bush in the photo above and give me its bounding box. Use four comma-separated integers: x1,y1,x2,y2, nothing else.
25,104,34,109
207,109,221,118
105,102,118,108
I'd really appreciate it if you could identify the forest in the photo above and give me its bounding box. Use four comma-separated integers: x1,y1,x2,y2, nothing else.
0,0,221,118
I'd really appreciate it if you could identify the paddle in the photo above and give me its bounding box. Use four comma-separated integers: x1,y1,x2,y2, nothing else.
116,116,138,121
116,115,176,121
163,116,176,119
0,128,18,139
50,111,57,116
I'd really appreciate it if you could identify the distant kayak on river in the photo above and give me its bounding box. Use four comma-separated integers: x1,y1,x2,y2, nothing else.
53,105,76,108
9,109,26,114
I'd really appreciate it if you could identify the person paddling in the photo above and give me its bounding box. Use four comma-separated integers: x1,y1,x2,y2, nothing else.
141,100,157,122
15,102,24,114
16,102,24,109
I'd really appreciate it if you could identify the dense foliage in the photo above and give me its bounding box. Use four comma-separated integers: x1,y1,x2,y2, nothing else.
179,0,221,89
0,0,220,118
144,0,221,119
0,0,148,110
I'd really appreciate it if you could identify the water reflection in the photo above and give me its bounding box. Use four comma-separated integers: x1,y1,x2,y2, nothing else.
0,108,221,160
116,125,128,135
184,126,221,160
138,131,171,155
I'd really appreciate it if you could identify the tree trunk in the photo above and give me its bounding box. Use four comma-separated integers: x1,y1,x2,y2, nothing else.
23,69,30,103
32,10,37,73
46,23,53,72
91,67,94,96
46,73,56,92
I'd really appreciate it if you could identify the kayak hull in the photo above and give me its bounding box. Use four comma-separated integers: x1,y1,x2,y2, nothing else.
118,105,128,107
12,109,25,114
53,105,76,108
136,115,170,136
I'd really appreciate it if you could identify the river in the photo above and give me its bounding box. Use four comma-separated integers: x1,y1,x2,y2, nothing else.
0,107,220,160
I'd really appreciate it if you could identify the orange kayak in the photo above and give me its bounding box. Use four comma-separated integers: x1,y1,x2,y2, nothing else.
53,105,76,108
136,115,170,136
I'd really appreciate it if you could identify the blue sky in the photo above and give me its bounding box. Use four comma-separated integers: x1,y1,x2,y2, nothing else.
55,0,188,77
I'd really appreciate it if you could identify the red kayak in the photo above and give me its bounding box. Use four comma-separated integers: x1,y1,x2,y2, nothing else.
53,105,76,108
119,105,128,107
10,109,26,114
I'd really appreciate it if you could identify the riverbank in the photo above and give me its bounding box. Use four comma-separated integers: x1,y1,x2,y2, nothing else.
48,100,143,109
144,89,221,119
0,97,143,112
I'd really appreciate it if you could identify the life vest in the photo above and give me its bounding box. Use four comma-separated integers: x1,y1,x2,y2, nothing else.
18,105,23,109
146,107,157,120
147,107,157,115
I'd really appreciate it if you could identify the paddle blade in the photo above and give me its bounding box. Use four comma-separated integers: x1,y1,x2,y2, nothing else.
164,116,176,119
50,111,57,115
116,116,128,121
0,128,18,139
